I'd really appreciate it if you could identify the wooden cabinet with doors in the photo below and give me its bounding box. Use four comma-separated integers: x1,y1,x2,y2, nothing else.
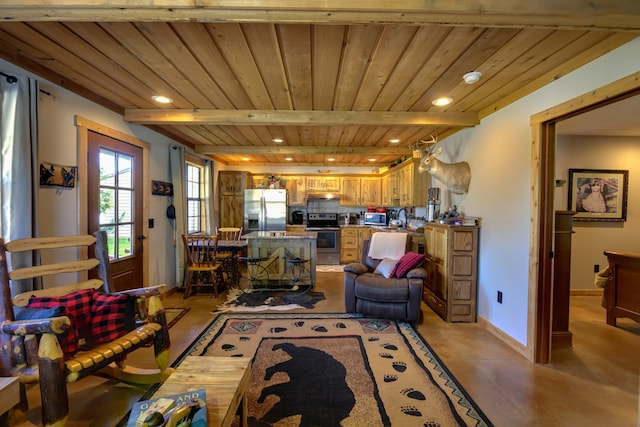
307,176,340,192
286,176,307,206
218,171,250,228
339,177,381,206
340,227,372,263
398,159,428,207
422,223,479,322
360,177,382,206
339,177,360,206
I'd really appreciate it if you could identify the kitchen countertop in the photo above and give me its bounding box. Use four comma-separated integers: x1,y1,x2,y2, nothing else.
287,223,422,235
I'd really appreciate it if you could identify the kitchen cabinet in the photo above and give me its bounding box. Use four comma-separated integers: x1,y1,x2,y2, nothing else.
307,176,339,192
339,177,360,206
360,177,381,206
220,171,250,195
340,177,381,206
423,223,479,322
286,176,307,206
398,160,428,206
340,227,371,263
218,171,250,228
379,159,428,207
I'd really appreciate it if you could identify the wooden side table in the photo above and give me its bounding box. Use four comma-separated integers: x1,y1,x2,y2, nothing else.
151,356,251,427
0,377,20,421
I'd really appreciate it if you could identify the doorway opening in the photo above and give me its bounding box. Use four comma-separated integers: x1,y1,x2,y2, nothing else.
532,81,640,363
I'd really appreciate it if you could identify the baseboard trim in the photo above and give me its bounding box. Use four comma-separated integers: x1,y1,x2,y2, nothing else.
477,315,529,360
570,289,603,296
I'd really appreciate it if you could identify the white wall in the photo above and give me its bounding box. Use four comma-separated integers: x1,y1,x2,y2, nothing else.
555,135,640,289
435,36,640,345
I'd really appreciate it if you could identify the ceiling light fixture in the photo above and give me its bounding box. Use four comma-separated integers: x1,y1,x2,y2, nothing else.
151,95,173,104
463,71,482,84
389,139,400,143
368,158,376,162
432,97,453,107
272,138,284,143
242,157,250,161
327,158,335,162
285,157,293,161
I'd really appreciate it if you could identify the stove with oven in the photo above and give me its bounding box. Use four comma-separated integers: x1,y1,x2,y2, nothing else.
306,213,340,265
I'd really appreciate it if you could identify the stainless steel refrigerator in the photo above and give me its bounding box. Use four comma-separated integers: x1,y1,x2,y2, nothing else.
244,189,287,232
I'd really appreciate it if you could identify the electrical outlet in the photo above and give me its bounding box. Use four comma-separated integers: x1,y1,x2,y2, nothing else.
594,264,599,273
497,290,503,304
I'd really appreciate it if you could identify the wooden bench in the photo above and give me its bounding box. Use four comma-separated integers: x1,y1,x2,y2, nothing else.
0,232,172,427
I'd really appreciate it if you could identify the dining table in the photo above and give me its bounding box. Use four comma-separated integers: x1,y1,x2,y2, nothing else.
187,238,248,288
215,239,248,287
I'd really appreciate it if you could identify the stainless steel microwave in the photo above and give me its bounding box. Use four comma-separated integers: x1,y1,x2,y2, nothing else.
364,212,387,226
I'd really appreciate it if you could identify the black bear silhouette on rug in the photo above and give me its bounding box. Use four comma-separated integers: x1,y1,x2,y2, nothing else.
250,342,355,426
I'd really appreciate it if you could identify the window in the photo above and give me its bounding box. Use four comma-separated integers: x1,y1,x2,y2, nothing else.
99,148,134,260
186,162,205,233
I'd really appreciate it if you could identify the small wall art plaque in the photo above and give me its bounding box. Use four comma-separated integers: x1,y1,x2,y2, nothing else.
39,162,77,188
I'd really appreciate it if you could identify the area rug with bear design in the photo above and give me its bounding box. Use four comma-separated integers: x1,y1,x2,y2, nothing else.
177,312,492,427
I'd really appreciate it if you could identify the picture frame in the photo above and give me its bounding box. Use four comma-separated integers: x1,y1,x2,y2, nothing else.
151,180,173,196
39,162,77,188
568,168,629,222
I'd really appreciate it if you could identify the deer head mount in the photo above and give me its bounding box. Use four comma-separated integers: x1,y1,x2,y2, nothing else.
409,137,471,194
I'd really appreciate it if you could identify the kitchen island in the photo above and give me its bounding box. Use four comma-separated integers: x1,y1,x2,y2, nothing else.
244,231,317,287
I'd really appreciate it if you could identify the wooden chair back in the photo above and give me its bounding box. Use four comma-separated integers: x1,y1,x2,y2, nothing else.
182,234,220,269
215,227,243,241
2,234,110,308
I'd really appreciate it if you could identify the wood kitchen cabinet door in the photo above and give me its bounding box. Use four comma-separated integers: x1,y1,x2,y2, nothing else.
286,176,307,206
360,177,381,206
340,177,360,206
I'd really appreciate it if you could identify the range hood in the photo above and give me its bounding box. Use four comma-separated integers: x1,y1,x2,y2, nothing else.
306,192,340,200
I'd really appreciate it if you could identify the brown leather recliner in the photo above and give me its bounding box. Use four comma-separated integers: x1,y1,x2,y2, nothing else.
343,239,426,322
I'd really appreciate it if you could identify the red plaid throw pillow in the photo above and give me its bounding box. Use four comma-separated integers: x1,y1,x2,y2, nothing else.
27,288,95,356
392,252,424,278
89,293,134,344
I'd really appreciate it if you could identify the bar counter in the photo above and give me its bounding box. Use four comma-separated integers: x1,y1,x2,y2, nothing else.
244,231,317,286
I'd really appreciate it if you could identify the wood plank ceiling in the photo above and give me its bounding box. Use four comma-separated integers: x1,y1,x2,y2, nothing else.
0,2,638,167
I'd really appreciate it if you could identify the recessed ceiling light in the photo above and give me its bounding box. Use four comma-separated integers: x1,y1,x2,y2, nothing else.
151,95,173,104
432,97,453,106
368,158,376,162
285,157,293,161
242,157,250,161
327,158,335,162
272,138,284,143
463,71,482,84
389,139,400,143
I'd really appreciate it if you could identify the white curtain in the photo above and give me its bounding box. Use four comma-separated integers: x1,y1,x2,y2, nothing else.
169,144,186,287
204,159,214,233
0,72,39,294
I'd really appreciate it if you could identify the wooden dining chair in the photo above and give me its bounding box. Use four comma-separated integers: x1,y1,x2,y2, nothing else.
181,234,225,298
215,227,243,283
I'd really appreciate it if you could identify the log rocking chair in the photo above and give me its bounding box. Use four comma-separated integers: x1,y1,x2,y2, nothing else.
0,231,172,427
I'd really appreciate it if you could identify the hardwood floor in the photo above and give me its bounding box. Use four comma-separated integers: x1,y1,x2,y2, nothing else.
13,271,640,426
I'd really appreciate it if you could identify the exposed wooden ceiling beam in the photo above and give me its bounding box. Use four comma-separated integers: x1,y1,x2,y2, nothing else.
124,109,479,127
2,1,640,30
195,145,412,156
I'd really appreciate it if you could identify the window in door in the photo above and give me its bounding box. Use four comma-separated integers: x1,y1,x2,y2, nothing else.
99,149,134,259
186,162,205,234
